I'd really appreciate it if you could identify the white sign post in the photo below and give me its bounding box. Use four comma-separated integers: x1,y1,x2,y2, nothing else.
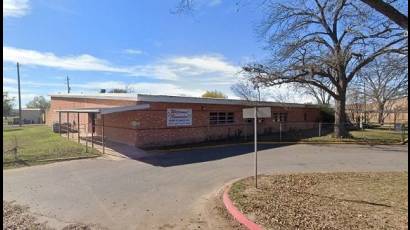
243,107,271,188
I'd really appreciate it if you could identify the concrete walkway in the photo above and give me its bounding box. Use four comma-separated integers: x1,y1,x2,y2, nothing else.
3,144,408,229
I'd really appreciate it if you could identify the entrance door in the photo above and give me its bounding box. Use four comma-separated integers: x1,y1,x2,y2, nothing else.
89,113,96,133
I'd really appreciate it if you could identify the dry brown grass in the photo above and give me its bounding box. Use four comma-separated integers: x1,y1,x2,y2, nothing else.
3,201,108,230
229,172,408,230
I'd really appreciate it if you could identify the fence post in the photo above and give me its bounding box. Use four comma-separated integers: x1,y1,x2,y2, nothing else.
102,114,105,154
59,112,61,136
13,136,18,163
401,124,405,142
279,122,282,142
67,112,70,139
318,122,321,137
77,112,80,143
85,124,88,153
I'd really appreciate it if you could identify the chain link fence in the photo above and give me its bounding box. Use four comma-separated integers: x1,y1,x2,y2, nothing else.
254,122,408,143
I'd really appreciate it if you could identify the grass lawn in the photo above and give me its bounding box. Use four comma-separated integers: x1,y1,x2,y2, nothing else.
303,128,407,144
229,172,408,229
3,125,100,169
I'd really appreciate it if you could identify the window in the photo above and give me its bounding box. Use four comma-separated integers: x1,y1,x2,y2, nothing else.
209,112,234,125
273,113,287,122
304,112,307,121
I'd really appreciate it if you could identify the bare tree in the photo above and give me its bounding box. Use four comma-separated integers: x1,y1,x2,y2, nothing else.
360,54,408,124
107,84,135,93
243,0,407,137
295,83,333,105
231,81,262,101
360,0,408,30
346,86,365,124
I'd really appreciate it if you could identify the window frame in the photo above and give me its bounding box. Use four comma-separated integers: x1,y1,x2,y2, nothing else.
272,112,288,122
209,112,235,125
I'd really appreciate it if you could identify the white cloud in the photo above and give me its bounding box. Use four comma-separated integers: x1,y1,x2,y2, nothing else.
3,46,241,83
3,77,17,84
71,81,204,97
2,46,255,99
3,46,128,73
123,49,143,55
3,0,30,17
72,81,127,90
169,54,240,75
128,55,241,83
127,82,204,97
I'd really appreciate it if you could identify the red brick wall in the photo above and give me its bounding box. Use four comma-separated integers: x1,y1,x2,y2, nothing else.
47,97,321,147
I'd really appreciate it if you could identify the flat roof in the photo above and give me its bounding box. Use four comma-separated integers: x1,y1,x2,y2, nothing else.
55,104,150,114
21,108,42,111
49,93,322,108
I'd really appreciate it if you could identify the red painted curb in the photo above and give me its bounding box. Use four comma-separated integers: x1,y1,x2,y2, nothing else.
223,186,263,230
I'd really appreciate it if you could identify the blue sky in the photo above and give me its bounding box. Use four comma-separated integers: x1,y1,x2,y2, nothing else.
3,0,308,107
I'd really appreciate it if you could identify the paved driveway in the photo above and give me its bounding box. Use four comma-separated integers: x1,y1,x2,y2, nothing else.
3,144,408,229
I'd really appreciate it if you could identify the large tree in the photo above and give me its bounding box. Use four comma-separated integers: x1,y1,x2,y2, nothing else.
26,96,50,111
3,93,15,118
243,0,407,137
26,95,50,122
360,0,408,30
201,90,228,98
360,54,408,124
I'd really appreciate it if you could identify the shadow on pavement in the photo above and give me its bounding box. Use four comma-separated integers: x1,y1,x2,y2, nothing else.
138,143,292,167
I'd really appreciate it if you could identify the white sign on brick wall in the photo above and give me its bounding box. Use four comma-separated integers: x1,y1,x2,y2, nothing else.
167,109,192,127
243,107,272,118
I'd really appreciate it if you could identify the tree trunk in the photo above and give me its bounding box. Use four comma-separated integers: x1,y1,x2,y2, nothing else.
334,97,349,138
377,102,385,125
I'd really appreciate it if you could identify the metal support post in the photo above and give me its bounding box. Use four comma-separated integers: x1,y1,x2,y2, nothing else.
318,122,322,137
77,113,80,143
85,124,88,153
279,122,282,142
102,114,105,154
254,107,258,189
67,112,70,139
58,112,61,136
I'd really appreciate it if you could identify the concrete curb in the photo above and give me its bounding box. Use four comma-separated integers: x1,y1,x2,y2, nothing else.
36,155,100,162
223,185,263,230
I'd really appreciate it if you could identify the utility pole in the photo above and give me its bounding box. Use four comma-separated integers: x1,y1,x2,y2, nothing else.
17,62,22,127
66,76,71,94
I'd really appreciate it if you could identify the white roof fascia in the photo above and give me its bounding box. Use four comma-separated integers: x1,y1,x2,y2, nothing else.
100,104,150,114
49,93,321,108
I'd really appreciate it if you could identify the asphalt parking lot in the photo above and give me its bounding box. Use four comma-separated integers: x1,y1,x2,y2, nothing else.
3,143,408,229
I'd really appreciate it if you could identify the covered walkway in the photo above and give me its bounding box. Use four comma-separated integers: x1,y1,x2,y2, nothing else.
55,104,150,155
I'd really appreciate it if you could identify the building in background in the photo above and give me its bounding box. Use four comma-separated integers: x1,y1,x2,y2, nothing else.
47,94,323,148
18,108,45,124
346,96,408,125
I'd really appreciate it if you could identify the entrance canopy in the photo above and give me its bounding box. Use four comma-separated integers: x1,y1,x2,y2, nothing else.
55,103,150,155
55,103,150,114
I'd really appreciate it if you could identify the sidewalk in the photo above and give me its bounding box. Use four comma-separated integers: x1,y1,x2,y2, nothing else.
61,133,151,161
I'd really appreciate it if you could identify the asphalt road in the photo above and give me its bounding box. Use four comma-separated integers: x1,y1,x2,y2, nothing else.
3,144,408,229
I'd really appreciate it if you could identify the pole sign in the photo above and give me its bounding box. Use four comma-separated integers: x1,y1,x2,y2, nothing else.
243,107,272,118
243,107,271,188
167,109,192,127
